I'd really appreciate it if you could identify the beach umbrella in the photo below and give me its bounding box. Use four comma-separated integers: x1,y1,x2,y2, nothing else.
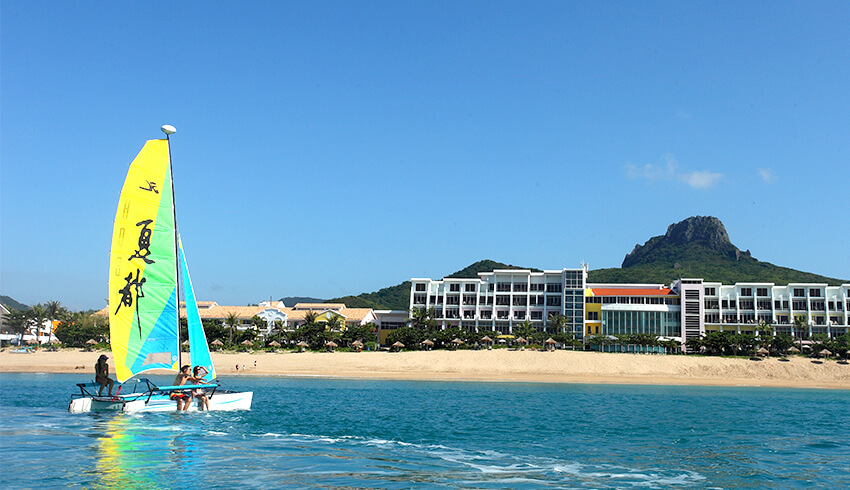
421,339,434,345
267,340,281,347
544,338,557,344
351,340,364,347
325,341,338,351
515,337,528,344
392,341,405,351
480,336,493,344
819,349,832,357
86,339,98,345
787,346,800,354
296,341,309,347
451,338,464,344
211,339,224,346
756,347,770,356
241,340,254,346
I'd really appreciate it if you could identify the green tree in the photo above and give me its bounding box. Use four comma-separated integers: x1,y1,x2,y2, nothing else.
515,320,536,340
385,326,424,350
341,322,377,347
771,333,795,355
225,311,240,347
546,314,569,335
407,307,437,332
587,334,612,351
26,304,47,344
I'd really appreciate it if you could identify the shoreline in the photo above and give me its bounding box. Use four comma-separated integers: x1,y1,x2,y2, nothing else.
2,349,849,390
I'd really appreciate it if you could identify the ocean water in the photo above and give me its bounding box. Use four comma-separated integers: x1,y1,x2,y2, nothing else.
0,374,848,489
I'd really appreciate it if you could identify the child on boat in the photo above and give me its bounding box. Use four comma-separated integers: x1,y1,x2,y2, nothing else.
192,366,210,411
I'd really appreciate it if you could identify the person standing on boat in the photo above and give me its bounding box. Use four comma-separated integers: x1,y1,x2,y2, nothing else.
95,354,114,397
172,365,193,410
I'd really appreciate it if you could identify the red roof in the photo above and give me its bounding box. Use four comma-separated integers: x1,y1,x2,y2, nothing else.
591,288,676,296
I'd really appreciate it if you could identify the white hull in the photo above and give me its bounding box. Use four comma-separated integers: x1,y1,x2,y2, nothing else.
69,391,253,413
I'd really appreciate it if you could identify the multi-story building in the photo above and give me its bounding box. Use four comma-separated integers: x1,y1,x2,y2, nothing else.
410,267,588,339
410,266,850,349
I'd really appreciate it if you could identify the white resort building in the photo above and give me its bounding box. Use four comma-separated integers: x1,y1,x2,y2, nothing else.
408,266,850,348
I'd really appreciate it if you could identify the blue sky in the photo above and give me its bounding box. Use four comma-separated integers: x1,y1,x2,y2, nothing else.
2,2,848,311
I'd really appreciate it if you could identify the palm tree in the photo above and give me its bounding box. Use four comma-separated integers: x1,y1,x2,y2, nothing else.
546,314,569,335
225,311,240,347
43,300,68,342
515,320,535,340
26,304,46,345
406,307,436,331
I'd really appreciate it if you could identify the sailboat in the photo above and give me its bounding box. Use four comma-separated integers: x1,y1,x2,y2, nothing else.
69,125,253,413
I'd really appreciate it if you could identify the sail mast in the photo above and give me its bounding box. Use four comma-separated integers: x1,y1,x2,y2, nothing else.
162,124,180,368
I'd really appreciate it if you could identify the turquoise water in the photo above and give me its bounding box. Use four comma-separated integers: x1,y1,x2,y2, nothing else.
1,374,848,489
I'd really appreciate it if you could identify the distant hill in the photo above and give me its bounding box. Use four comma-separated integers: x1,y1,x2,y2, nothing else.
0,295,29,312
278,296,325,307
325,260,532,311
293,217,846,312
588,216,846,285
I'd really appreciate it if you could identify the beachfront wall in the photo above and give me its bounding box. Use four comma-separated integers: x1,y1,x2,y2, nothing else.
410,268,850,348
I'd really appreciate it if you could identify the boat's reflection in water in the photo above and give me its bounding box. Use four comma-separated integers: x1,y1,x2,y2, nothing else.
94,413,201,489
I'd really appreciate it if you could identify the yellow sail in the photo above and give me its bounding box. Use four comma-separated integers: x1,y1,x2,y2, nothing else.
108,139,179,382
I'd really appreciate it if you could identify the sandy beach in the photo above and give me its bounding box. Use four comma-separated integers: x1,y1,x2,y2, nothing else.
2,349,849,389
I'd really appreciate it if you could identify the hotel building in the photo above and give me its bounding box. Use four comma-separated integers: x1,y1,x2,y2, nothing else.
409,266,850,348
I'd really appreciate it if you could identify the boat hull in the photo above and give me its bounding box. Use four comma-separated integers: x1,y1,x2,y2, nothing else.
69,391,253,413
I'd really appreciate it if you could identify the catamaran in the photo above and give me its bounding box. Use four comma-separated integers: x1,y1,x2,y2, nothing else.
69,126,252,413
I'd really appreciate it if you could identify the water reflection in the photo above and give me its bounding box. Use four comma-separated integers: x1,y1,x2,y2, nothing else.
94,414,179,489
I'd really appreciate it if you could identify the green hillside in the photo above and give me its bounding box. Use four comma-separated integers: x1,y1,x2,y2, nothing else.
0,295,29,312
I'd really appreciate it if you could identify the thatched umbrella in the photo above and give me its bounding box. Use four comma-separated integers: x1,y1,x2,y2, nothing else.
240,340,254,351
450,338,464,350
515,337,528,345
325,341,338,352
480,336,493,344
819,349,832,358
267,340,281,347
296,340,309,352
86,339,98,345
210,339,224,350
544,337,557,351
351,340,364,352
787,346,801,354
421,339,434,351
392,341,405,352
756,347,770,357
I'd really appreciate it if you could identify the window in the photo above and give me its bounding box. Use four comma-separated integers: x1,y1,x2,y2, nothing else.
739,300,754,310
705,287,716,296
480,311,492,319
741,288,752,296
757,288,768,296
446,295,460,305
546,296,561,306
546,283,562,293
513,311,525,319
496,295,510,306
449,283,460,292
413,294,426,305
586,297,602,304
811,300,825,311
587,311,599,321
512,296,527,306
415,283,426,292
757,300,771,310
775,300,781,309
513,283,527,292
809,288,822,297
496,283,511,292
630,297,645,304
530,311,543,320
465,284,476,292
792,300,806,310
462,295,476,305
530,283,545,291
793,288,805,297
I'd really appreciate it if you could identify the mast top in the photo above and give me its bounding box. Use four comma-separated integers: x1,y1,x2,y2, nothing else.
161,125,177,135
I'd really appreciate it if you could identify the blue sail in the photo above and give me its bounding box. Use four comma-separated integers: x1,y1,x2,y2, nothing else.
178,237,216,381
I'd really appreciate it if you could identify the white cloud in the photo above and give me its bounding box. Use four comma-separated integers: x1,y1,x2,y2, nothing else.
625,154,723,189
679,171,723,189
758,168,775,183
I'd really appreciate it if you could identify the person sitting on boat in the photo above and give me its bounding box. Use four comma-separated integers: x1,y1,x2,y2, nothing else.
192,366,210,411
95,354,114,397
171,365,193,410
